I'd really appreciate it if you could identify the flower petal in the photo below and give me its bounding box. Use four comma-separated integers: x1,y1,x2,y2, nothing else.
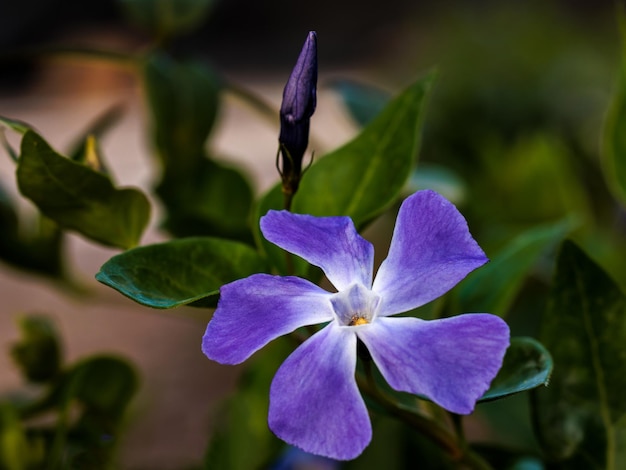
261,210,374,290
269,324,371,460
202,274,333,364
358,315,510,414
372,190,488,316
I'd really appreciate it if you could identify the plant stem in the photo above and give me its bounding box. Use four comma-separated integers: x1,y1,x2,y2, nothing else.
357,363,494,470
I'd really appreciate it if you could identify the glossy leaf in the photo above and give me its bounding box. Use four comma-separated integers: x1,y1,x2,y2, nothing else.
143,52,220,171
479,337,552,402
119,0,214,38
96,237,267,308
17,131,150,249
452,217,576,317
602,9,626,206
10,315,62,384
292,72,436,224
534,241,626,469
330,79,391,127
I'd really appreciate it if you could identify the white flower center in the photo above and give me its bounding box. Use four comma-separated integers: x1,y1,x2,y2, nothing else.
330,283,381,327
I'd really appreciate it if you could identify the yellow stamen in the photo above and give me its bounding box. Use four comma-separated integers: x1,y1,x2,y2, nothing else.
349,315,369,326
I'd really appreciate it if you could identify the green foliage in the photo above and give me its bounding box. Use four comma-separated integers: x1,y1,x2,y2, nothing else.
0,182,64,278
256,74,436,275
534,241,626,469
293,71,436,223
480,337,552,402
451,218,576,317
17,131,151,250
10,315,62,384
601,10,626,206
329,80,391,127
156,157,254,242
118,0,214,39
143,53,254,240
96,237,267,308
1,315,138,469
204,338,290,469
143,53,221,171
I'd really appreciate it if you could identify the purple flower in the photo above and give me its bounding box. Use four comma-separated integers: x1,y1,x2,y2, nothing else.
202,190,510,460
279,31,317,195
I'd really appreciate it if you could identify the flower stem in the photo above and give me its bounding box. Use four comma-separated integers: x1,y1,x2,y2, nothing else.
357,364,494,470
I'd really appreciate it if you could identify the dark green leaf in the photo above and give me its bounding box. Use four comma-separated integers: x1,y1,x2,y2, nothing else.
157,157,253,242
292,72,436,224
119,0,214,38
204,338,290,470
10,315,62,384
479,337,552,402
601,8,626,206
96,237,267,308
534,241,626,469
143,53,220,171
17,131,150,249
69,356,138,416
452,217,576,317
329,79,391,127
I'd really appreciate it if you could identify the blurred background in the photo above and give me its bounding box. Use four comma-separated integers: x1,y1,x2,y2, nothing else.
0,0,623,468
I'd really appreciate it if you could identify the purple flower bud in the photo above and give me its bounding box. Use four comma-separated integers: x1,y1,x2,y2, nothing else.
278,31,317,196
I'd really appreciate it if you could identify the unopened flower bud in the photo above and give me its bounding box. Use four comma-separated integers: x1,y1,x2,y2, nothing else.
278,31,317,197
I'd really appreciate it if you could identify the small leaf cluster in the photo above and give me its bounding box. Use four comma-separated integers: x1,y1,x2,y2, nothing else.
0,315,138,470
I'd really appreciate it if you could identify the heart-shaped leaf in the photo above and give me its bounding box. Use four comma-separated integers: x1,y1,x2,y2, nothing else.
17,131,150,249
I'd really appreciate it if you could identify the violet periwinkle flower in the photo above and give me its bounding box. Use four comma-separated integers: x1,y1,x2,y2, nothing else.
202,190,510,460
278,31,317,195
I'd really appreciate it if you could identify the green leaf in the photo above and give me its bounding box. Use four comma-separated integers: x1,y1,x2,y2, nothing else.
602,10,626,206
17,131,150,249
534,241,626,469
479,337,552,402
204,338,290,470
119,0,214,38
292,71,436,224
451,217,576,317
143,52,220,171
157,157,254,242
96,237,267,308
10,315,62,384
329,79,391,127
68,356,138,416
